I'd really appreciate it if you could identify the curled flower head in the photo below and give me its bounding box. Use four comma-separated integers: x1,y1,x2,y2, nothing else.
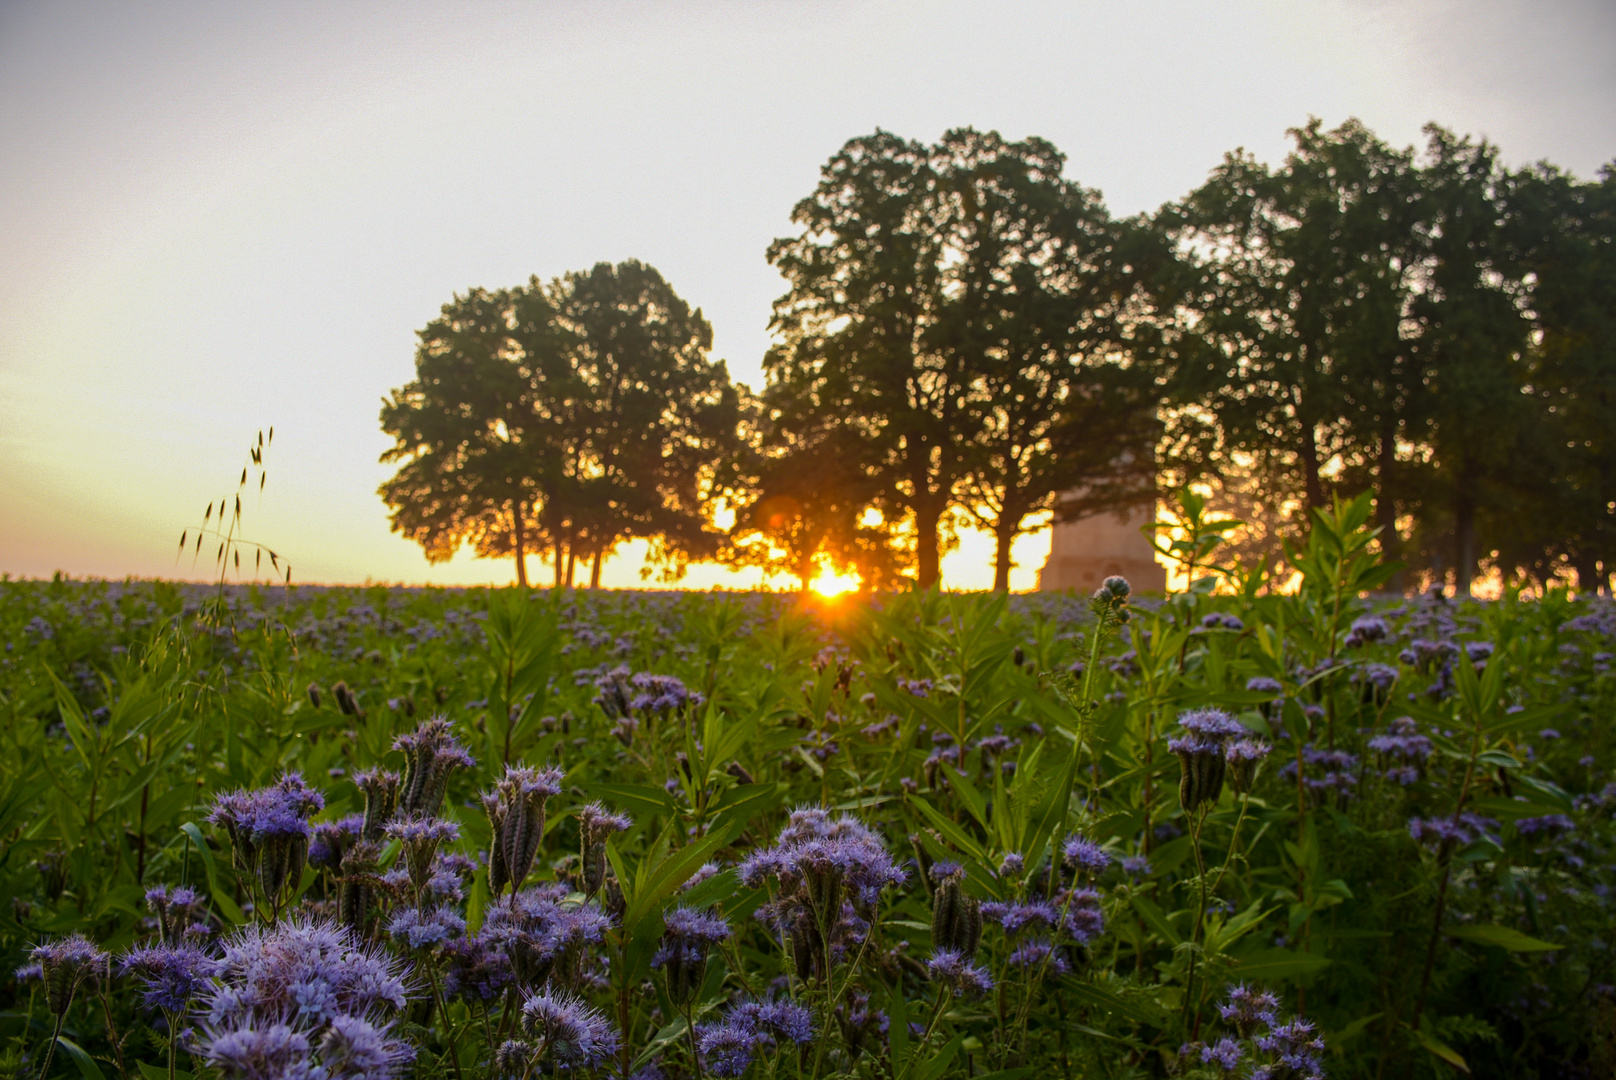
926,948,994,998
120,943,215,1013
1179,708,1247,740
384,816,460,891
393,717,475,820
319,1014,415,1080
388,905,465,951
30,933,108,1015
1062,835,1112,877
654,906,731,1004
520,990,620,1070
1217,983,1280,1037
308,815,364,872
1225,738,1271,794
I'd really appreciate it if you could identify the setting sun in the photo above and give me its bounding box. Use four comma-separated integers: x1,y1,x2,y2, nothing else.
809,568,861,597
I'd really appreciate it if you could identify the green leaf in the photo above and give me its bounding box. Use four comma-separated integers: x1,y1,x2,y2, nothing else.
55,1037,107,1080
1415,1027,1471,1072
916,1032,965,1080
1063,980,1167,1027
593,783,678,819
1129,893,1182,947
679,868,740,910
907,794,987,863
1232,947,1331,981
1446,924,1562,952
938,762,988,829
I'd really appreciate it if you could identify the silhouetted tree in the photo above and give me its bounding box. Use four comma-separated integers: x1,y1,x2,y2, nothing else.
768,128,1165,589
379,286,556,586
379,263,740,586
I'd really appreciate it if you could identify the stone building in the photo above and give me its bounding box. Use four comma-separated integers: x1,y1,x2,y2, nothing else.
1038,501,1167,593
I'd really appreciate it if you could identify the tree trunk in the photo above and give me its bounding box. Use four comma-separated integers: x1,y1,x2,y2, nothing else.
1301,423,1326,510
1572,552,1601,597
991,520,1017,592
1453,493,1476,597
512,501,528,589
590,547,604,589
553,535,563,588
1375,431,1403,593
916,506,942,589
565,539,576,588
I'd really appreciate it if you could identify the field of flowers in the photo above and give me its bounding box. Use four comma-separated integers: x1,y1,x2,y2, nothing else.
2,499,1614,1080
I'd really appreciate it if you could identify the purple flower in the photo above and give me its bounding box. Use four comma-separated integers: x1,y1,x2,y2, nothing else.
1217,983,1279,1037
120,943,215,1012
521,990,620,1069
998,852,1025,877
388,905,465,950
308,815,364,871
201,1021,312,1080
1515,814,1574,837
577,802,634,845
1245,676,1283,696
697,1020,762,1078
318,1014,415,1079
442,932,513,1002
1202,1037,1244,1072
1062,835,1112,876
1179,708,1247,740
926,948,994,997
202,918,410,1029
1006,939,1070,976
29,933,108,1014
980,900,1060,935
1121,855,1151,879
1255,1017,1325,1074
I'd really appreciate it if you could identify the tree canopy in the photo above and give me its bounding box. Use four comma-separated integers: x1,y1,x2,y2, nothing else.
379,121,1614,596
379,261,740,587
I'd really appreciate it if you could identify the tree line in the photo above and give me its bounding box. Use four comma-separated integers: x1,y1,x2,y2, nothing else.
379,118,1615,594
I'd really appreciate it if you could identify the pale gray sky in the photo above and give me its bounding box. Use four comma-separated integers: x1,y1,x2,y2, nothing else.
2,0,1611,589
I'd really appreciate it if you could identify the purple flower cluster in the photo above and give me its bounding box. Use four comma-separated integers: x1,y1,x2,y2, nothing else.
196,918,414,1080
926,948,994,996
481,883,615,991
740,807,905,981
120,942,215,1012
1408,812,1501,851
653,906,731,1004
1367,716,1431,785
519,989,621,1070
697,998,815,1076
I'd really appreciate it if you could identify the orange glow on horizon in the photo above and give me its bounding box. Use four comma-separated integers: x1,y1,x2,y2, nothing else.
809,568,861,597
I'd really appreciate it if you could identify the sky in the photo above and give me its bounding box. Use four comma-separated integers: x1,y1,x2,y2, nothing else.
1,0,1612,592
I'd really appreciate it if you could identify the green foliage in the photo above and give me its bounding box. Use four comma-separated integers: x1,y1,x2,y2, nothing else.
2,536,1615,1078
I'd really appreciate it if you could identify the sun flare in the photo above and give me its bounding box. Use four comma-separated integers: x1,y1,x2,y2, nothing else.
810,569,861,597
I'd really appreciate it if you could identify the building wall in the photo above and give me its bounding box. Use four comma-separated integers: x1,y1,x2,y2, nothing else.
1038,502,1167,594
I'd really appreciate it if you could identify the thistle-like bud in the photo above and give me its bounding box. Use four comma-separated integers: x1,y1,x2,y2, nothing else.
790,912,820,983
1226,738,1271,795
31,934,107,1017
356,772,396,841
332,681,359,716
339,839,380,931
577,802,632,898
483,792,509,898
726,761,755,785
307,683,322,709
929,868,982,959
385,816,460,894
485,766,565,899
392,717,475,821
653,907,730,1007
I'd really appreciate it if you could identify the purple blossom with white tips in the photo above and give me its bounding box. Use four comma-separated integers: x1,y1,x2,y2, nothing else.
520,989,620,1069
1062,835,1112,876
926,948,994,997
120,943,215,1012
